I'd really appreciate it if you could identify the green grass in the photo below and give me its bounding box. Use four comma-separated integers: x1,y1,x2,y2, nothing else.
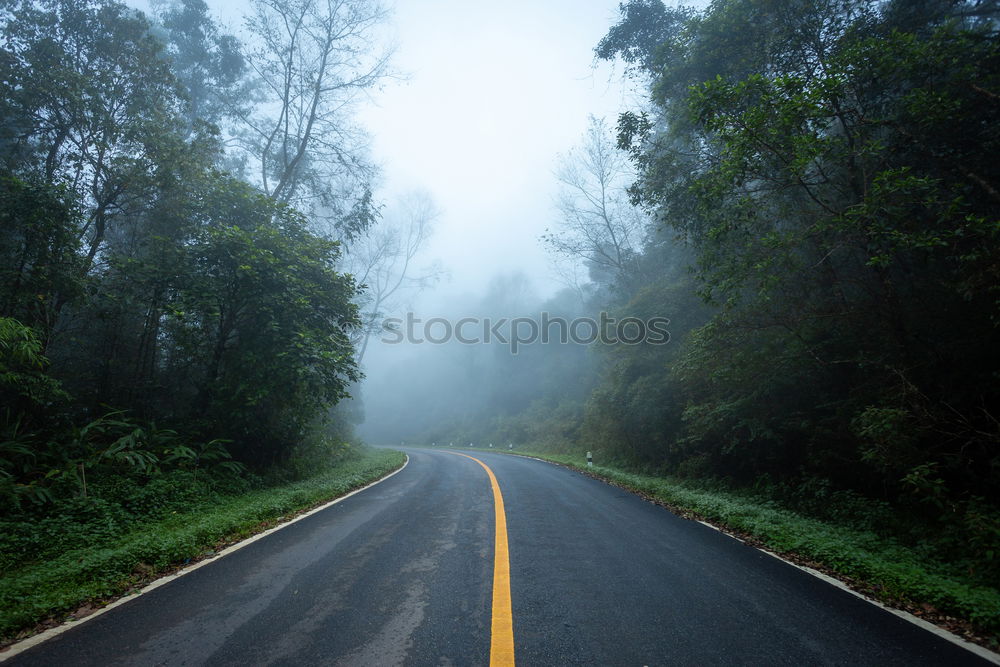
0,448,405,643
458,446,1000,646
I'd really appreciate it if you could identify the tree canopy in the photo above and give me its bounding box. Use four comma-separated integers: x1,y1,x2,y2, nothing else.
0,0,372,508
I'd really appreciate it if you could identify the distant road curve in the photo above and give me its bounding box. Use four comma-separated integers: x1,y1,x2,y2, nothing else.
5,448,995,666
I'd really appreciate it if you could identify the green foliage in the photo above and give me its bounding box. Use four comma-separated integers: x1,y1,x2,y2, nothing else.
162,176,361,465
0,0,364,476
0,317,67,507
151,0,248,132
0,0,198,271
0,317,66,409
586,0,1000,512
581,274,712,464
0,315,251,509
0,176,83,336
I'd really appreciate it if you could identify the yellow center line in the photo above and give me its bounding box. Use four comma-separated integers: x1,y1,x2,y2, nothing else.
448,452,515,666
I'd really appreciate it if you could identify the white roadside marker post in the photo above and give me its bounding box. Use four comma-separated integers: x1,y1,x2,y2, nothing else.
587,451,593,467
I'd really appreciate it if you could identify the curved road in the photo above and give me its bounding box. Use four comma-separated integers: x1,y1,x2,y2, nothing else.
6,448,993,666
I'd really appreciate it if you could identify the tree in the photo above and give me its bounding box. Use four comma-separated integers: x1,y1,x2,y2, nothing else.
162,175,361,464
0,0,369,483
346,191,443,363
237,0,391,241
594,0,692,80
0,173,82,343
151,0,248,135
596,0,1000,505
542,116,647,297
0,0,200,274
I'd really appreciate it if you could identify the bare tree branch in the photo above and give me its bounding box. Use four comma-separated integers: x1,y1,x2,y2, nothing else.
542,116,647,295
236,0,393,237
344,191,445,363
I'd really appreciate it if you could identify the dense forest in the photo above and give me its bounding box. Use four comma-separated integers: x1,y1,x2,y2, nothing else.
372,0,1000,583
0,0,400,512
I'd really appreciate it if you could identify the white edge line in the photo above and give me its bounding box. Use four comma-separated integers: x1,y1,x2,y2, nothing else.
474,450,1000,664
752,545,1000,665
0,455,409,662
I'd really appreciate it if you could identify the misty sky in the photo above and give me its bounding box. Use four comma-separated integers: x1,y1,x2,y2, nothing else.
360,0,637,304
351,1,648,418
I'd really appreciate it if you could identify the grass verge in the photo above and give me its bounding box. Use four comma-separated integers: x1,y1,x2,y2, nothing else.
461,446,1000,650
0,447,405,646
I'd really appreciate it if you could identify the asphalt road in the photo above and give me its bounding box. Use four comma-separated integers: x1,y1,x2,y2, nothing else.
6,448,994,666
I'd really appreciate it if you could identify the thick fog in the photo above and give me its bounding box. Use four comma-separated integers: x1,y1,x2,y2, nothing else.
344,2,642,444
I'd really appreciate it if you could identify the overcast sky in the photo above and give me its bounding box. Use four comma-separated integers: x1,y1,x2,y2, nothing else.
359,0,637,305
347,1,650,436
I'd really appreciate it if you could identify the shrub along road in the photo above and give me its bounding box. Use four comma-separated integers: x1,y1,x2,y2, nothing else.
5,449,995,665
